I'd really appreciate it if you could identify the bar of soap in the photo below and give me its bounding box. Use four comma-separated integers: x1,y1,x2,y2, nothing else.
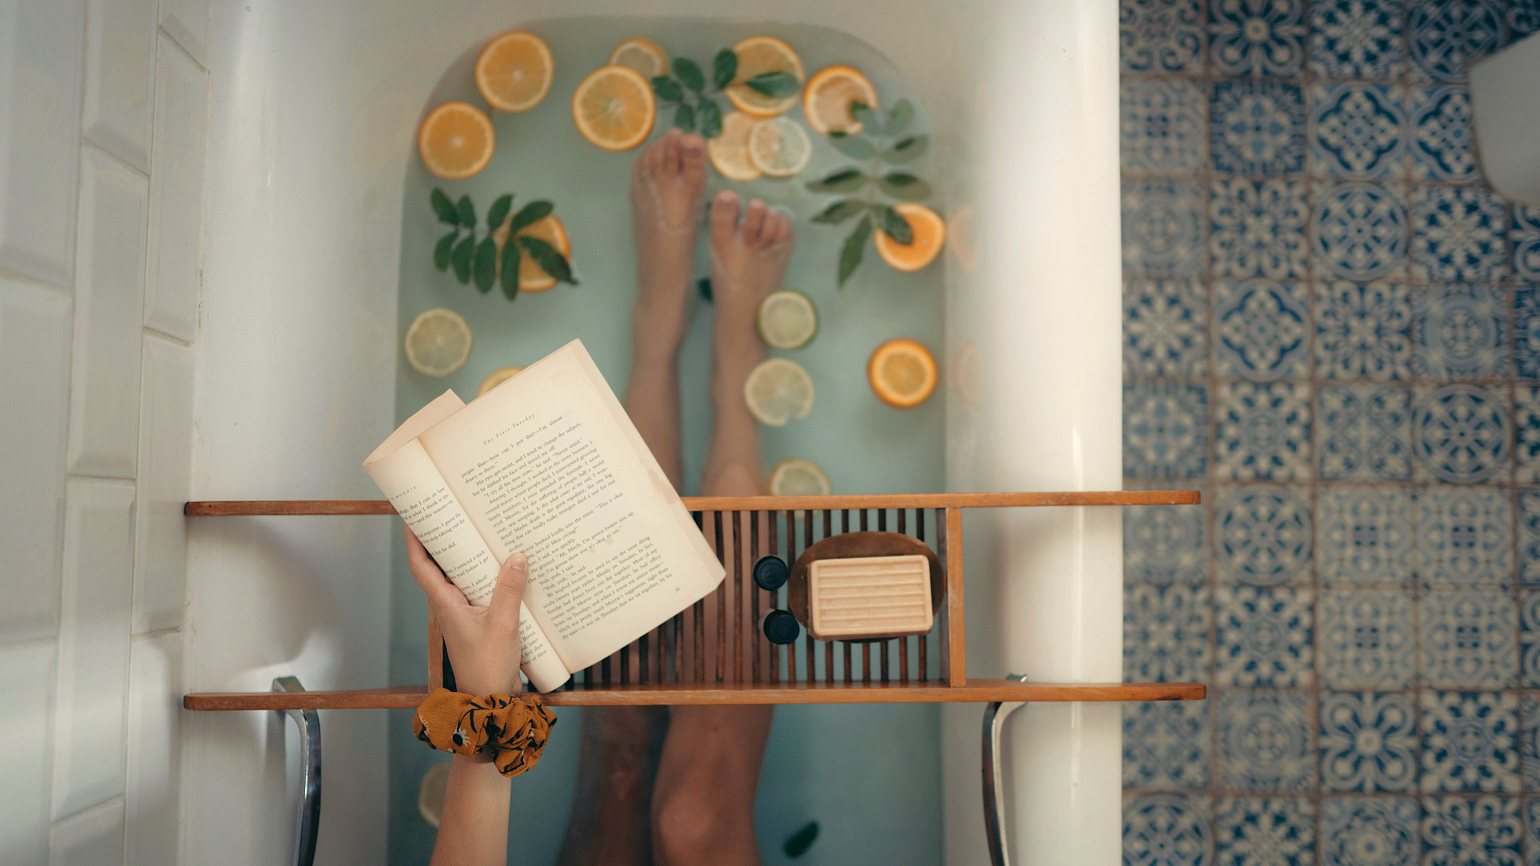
807,554,933,640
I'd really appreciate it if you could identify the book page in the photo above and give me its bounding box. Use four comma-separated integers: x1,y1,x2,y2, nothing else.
420,340,724,674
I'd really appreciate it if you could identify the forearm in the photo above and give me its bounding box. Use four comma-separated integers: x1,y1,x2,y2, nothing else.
430,756,513,866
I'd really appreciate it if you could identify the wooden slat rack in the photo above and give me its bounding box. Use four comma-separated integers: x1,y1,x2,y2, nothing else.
183,491,1205,711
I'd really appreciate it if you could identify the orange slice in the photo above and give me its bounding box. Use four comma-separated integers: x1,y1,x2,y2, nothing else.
493,213,571,292
803,65,878,134
867,338,938,409
417,102,494,180
572,65,656,151
874,203,945,272
609,35,668,78
475,31,554,113
723,36,804,117
707,111,762,181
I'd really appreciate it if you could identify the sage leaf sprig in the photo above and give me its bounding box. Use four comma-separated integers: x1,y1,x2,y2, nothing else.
429,187,576,301
804,99,935,287
650,46,801,138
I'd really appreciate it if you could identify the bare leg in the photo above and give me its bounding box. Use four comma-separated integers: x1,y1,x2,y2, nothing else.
651,192,792,866
556,129,707,866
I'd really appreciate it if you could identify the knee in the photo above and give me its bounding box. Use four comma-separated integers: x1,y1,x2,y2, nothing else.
651,783,734,864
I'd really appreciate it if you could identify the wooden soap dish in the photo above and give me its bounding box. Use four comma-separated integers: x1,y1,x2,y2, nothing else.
789,532,944,643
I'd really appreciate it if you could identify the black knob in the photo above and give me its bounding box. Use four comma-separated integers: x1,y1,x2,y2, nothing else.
762,609,801,645
752,554,789,591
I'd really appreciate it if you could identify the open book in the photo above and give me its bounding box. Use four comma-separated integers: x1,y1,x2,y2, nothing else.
363,340,724,692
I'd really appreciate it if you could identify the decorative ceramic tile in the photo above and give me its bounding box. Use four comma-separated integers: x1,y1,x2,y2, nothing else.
1421,690,1520,792
1122,80,1207,174
1412,85,1477,181
1211,178,1308,280
1124,701,1209,790
1125,502,1208,585
1215,690,1314,791
1125,279,1209,378
1521,694,1540,790
1125,179,1207,278
1510,3,1540,42
1317,590,1415,688
1516,387,1540,484
1125,382,1209,479
1516,285,1540,378
1213,797,1313,865
1216,486,1312,586
1412,284,1509,378
1311,182,1408,281
1412,384,1511,484
1121,0,1205,74
1124,793,1212,866
1416,486,1513,586
1316,384,1412,481
1529,800,1540,866
1320,691,1418,792
1125,584,1213,683
1215,586,1313,687
1309,82,1406,179
1515,206,1540,282
1411,185,1509,284
1209,81,1303,175
1316,487,1416,585
1309,0,1405,78
1521,493,1540,587
1419,589,1517,687
1522,591,1540,687
1314,282,1413,380
1421,796,1522,866
1215,381,1311,482
1409,0,1503,81
1320,797,1419,866
1208,0,1306,77
1215,280,1308,379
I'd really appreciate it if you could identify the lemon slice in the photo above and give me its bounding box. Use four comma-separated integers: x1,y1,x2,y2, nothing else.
404,308,472,377
747,117,811,177
609,36,668,78
707,111,761,181
743,357,814,426
769,458,830,496
418,762,449,828
756,290,817,349
477,365,523,396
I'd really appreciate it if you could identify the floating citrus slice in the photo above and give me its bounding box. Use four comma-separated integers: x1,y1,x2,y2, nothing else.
475,31,554,113
724,36,804,117
756,290,818,349
417,102,494,180
743,357,814,426
867,338,937,409
477,365,524,397
874,203,945,272
769,458,831,496
404,308,473,377
571,65,656,151
802,65,878,134
609,35,668,78
747,116,811,177
493,213,571,292
707,111,762,180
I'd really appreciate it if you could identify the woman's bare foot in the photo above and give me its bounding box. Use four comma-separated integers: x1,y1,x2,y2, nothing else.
707,190,794,397
630,128,707,360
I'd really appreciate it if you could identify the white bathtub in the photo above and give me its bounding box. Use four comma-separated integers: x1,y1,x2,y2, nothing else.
187,1,1122,863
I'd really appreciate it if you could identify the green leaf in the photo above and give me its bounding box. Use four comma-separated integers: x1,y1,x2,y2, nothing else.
838,214,872,287
826,132,875,160
810,199,866,224
486,193,513,231
455,195,475,229
884,98,915,136
506,200,553,234
878,171,932,201
674,57,705,93
883,134,929,163
697,98,723,138
876,205,914,245
744,70,800,98
450,235,475,284
849,101,876,133
499,241,521,301
433,230,457,271
673,101,696,132
473,237,497,293
712,48,737,89
696,276,713,303
805,167,868,193
519,236,577,285
430,188,458,224
782,820,820,859
652,75,685,103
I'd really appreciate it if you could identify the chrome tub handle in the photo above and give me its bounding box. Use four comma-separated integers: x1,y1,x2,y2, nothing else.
273,676,321,866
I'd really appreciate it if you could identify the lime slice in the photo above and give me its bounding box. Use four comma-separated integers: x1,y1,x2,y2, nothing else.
477,364,523,397
769,458,830,496
747,116,812,177
404,308,472,377
756,290,818,349
418,762,449,828
743,357,814,426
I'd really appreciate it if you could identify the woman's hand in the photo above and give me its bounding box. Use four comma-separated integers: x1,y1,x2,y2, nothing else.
405,525,528,696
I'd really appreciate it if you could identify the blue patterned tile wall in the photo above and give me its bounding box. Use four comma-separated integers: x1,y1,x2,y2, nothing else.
1119,1,1539,863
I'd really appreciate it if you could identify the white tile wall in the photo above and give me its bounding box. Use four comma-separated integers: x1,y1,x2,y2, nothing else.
68,148,148,479
49,799,125,866
52,480,135,820
81,0,157,172
124,631,181,866
157,0,208,68
0,281,73,643
133,335,193,634
0,0,86,287
142,37,207,342
1,641,57,866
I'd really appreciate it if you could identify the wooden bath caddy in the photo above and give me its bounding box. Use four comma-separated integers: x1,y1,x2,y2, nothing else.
182,490,1206,712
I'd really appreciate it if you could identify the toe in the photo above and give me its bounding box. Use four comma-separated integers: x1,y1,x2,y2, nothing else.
767,209,793,247
640,136,663,177
710,189,741,246
742,198,767,242
662,129,683,175
679,133,706,179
